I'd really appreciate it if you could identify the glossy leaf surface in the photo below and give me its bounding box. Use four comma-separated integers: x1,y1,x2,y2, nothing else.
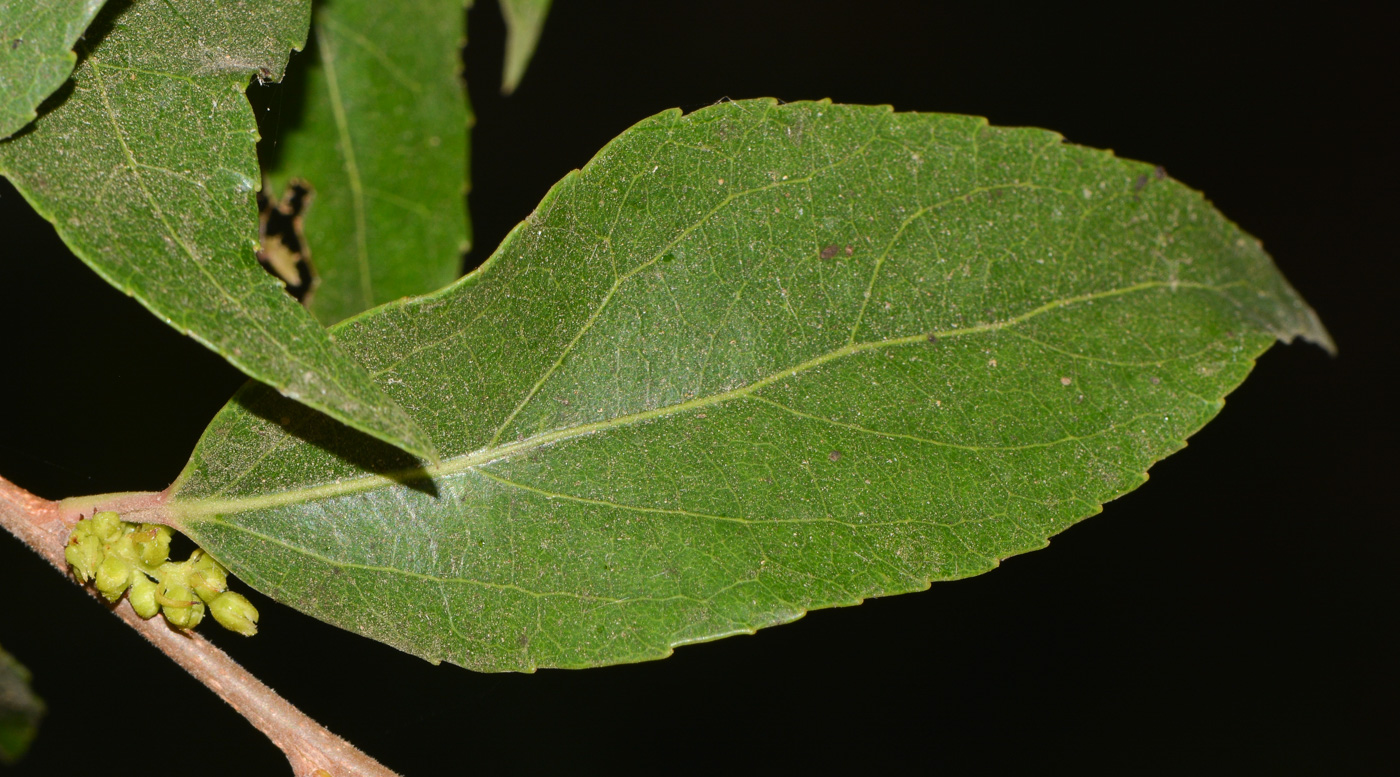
0,0,436,461
0,644,43,764
0,0,106,138
262,0,470,325
170,101,1330,672
499,0,550,94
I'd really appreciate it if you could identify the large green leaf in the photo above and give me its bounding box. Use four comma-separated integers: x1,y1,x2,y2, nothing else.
498,0,550,95
0,0,107,138
263,0,470,325
0,643,43,765
167,101,1330,672
0,0,436,461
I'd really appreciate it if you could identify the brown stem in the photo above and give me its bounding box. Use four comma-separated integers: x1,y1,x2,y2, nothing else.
0,473,398,777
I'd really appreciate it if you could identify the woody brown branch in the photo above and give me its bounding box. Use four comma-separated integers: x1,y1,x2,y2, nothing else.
0,473,396,777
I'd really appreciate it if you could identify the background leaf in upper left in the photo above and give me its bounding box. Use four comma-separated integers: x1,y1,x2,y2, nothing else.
0,0,438,461
0,0,107,139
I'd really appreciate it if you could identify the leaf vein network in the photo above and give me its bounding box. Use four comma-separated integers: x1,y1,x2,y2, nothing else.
176,280,1234,521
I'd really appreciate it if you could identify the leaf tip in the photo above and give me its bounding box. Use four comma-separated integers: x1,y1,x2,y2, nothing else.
499,0,551,95
1297,306,1338,356
399,426,442,465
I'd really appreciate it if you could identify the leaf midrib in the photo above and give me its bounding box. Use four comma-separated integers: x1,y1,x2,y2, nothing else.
171,279,1234,522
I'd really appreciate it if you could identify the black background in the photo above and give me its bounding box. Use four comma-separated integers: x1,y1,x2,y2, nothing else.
2,2,1395,774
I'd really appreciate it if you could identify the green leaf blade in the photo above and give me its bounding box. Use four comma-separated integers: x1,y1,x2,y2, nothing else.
0,644,44,764
0,0,107,138
171,101,1329,671
0,0,437,461
499,0,550,94
264,0,471,325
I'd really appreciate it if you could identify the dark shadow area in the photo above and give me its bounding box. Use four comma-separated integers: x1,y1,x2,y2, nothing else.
3,80,72,143
0,180,249,499
460,0,507,275
71,0,133,62
247,16,314,175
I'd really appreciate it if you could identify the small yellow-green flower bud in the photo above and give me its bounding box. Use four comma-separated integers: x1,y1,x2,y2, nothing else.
132,524,172,567
153,560,183,583
112,530,135,556
64,530,102,582
165,602,205,629
209,592,259,636
158,580,195,607
189,552,229,604
186,602,206,628
128,574,159,619
69,519,94,541
90,511,123,543
63,542,86,579
159,582,204,629
95,555,132,601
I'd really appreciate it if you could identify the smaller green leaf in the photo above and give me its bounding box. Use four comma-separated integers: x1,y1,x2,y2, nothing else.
264,0,471,324
499,0,550,95
0,0,107,138
0,644,44,765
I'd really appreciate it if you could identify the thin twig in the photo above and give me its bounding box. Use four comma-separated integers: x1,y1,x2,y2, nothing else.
0,473,398,777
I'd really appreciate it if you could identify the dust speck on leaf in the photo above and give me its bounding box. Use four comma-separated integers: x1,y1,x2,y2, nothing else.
828,450,842,462
1060,376,1072,386
926,333,938,343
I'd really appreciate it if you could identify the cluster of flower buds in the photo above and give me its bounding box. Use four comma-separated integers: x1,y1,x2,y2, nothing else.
64,511,259,636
